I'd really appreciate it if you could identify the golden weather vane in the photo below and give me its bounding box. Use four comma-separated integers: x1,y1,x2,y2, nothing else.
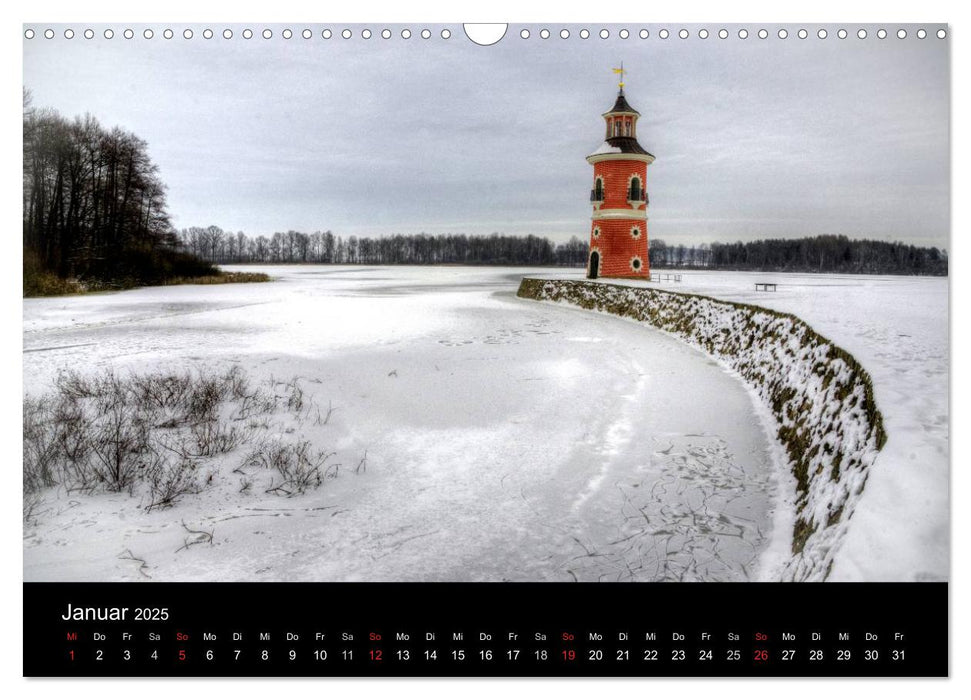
612,62,626,90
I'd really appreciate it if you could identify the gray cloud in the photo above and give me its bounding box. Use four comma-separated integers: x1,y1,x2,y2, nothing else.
24,24,949,248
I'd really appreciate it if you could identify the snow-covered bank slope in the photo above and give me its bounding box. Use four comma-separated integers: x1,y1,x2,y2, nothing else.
518,278,886,581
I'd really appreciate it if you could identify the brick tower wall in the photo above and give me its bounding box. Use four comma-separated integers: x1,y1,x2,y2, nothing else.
590,218,650,277
590,159,650,278
593,160,648,211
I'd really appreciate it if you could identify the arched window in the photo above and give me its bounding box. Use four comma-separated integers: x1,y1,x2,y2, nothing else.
594,178,604,201
629,177,641,201
613,121,621,137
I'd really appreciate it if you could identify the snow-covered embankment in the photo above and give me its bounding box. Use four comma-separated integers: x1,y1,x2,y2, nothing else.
517,278,886,581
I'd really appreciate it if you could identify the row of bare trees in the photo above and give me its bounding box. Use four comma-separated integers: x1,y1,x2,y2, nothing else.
178,227,590,267
650,235,948,275
23,91,212,288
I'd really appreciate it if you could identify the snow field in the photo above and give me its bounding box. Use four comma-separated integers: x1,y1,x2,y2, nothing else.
23,266,780,582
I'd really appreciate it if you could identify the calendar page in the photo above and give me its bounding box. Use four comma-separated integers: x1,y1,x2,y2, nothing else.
21,18,949,678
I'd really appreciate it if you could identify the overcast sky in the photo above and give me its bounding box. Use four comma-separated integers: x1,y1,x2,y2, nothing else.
23,23,950,248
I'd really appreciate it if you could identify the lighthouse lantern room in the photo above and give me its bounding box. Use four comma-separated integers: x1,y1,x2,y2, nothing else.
586,68,654,279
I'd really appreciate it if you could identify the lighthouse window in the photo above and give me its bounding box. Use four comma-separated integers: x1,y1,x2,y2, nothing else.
593,226,601,238
594,179,604,201
631,226,641,239
631,257,643,271
613,121,621,137
629,177,642,200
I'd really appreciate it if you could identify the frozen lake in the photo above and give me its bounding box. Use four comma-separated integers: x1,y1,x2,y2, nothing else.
23,266,784,582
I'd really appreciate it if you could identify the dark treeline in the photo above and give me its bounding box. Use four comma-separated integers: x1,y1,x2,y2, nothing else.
650,235,947,276
185,226,947,276
23,93,217,294
177,227,591,267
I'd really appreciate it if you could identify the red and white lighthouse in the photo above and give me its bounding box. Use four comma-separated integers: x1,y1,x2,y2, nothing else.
586,72,654,279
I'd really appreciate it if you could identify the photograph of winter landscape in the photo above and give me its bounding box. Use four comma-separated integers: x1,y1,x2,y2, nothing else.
23,24,948,584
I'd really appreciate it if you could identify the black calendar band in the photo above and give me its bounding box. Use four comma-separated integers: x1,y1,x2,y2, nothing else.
23,581,947,677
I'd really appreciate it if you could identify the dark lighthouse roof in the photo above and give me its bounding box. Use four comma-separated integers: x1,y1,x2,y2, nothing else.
587,82,656,162
606,89,640,116
603,136,653,156
598,89,653,157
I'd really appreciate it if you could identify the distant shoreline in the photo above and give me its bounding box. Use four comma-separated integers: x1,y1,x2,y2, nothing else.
214,261,948,278
23,271,271,299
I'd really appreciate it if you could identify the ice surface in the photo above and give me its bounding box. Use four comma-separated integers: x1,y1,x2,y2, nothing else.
26,267,942,582
23,266,780,582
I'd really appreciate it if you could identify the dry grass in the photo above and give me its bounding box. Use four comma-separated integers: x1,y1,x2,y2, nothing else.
161,272,270,286
23,270,86,297
24,269,269,297
24,366,334,517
